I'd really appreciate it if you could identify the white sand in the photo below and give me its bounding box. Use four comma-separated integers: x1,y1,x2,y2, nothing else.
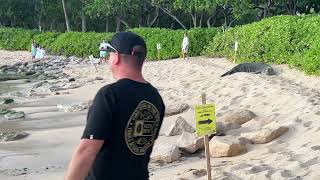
0,51,320,180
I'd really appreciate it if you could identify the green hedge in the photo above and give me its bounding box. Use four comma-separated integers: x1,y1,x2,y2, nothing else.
130,28,220,60
0,27,219,60
0,27,40,50
203,15,320,75
49,32,113,57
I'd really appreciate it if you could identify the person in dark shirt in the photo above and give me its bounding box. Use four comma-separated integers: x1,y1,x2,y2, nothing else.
65,32,165,180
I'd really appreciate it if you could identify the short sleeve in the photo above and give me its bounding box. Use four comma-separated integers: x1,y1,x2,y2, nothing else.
81,88,115,141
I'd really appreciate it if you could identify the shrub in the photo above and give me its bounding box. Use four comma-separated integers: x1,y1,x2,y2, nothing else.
0,27,39,50
33,32,61,52
203,15,320,75
130,28,220,60
49,32,113,57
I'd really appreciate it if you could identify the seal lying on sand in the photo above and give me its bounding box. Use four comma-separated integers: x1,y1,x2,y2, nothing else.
221,62,275,77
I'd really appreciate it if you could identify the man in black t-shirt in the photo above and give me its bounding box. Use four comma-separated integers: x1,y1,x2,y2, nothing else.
65,32,165,180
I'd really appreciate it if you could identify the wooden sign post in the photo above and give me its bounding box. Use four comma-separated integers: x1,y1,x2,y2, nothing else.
195,93,216,180
156,43,161,61
234,41,239,63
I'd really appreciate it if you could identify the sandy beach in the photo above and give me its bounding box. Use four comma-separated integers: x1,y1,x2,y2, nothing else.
0,50,319,180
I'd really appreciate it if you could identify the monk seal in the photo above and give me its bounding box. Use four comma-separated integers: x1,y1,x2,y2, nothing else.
221,62,275,77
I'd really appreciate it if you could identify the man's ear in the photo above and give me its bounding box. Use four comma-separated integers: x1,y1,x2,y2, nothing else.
114,53,121,65
109,53,120,65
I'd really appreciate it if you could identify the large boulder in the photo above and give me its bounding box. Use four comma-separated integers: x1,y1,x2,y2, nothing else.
241,122,289,144
218,109,256,125
209,136,247,157
165,103,189,117
241,117,274,132
177,132,204,153
165,116,195,136
216,122,241,135
151,143,181,163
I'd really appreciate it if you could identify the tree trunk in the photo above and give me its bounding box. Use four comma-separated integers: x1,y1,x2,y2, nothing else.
38,13,42,31
190,14,196,28
199,10,204,28
207,16,213,28
105,18,109,32
50,19,56,31
144,0,187,30
207,9,220,28
116,17,121,32
81,2,86,32
118,17,130,29
148,7,159,27
61,0,71,32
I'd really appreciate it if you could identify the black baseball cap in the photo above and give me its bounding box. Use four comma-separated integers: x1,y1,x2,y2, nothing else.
106,32,147,57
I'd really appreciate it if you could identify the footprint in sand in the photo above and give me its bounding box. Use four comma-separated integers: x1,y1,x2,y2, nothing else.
272,108,280,112
253,93,264,97
219,106,229,111
221,172,242,180
280,169,295,178
300,157,319,168
246,164,272,174
230,163,252,171
303,121,312,127
241,87,248,93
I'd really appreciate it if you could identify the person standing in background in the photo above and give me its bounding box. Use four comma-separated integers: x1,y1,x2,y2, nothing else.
31,40,37,60
181,32,189,60
99,40,108,64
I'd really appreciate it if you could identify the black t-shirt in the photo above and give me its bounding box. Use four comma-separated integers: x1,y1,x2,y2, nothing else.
82,78,165,180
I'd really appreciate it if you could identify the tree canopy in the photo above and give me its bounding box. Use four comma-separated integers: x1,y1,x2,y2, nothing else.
0,0,319,32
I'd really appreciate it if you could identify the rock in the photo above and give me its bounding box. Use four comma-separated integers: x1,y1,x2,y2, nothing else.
63,83,81,89
44,69,63,75
0,98,14,104
0,108,25,120
4,111,25,120
218,109,256,125
165,116,195,136
0,108,11,115
68,78,76,82
177,132,203,153
57,101,91,112
37,75,47,80
25,71,36,76
33,81,49,88
22,62,28,66
209,136,247,157
0,132,29,142
12,62,23,67
95,77,103,80
216,122,241,135
151,144,181,163
241,123,289,144
165,103,189,117
192,169,207,177
0,65,8,70
241,117,273,132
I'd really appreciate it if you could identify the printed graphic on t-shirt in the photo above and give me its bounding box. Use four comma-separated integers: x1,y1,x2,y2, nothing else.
125,101,161,155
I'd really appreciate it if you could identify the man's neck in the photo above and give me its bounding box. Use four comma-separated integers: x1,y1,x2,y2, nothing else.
115,71,147,83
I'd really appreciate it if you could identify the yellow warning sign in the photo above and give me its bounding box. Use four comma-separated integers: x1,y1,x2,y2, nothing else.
195,104,216,136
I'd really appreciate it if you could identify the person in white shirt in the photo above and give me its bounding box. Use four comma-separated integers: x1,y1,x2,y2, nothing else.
181,32,189,60
99,40,108,64
35,45,45,60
